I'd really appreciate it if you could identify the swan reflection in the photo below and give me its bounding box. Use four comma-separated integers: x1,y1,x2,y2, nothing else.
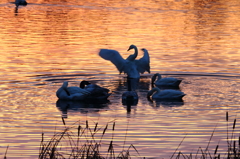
122,78,139,106
121,78,140,118
56,99,109,118
148,98,184,108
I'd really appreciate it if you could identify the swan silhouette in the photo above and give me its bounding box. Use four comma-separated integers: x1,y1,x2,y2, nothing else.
14,0,27,13
122,78,139,105
99,45,150,78
15,0,27,7
147,87,185,101
80,80,111,101
56,99,109,118
56,81,91,100
152,73,182,88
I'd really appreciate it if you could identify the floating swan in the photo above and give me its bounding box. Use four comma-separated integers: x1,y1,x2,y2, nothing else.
147,87,185,100
14,0,27,13
122,78,139,106
79,80,111,101
99,45,150,78
56,81,91,100
15,0,27,7
152,73,182,88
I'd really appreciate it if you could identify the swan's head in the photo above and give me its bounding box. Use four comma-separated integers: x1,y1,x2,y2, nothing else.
147,87,160,98
62,81,68,88
155,73,162,79
80,80,91,88
151,74,157,83
126,45,138,61
152,73,161,83
141,48,147,52
127,44,137,51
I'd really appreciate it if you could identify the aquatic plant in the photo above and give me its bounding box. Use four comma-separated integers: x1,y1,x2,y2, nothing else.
171,111,240,159
39,118,140,159
4,111,240,158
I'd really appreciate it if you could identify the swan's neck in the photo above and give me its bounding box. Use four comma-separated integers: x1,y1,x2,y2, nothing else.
79,81,85,88
79,81,90,88
154,87,161,93
127,46,138,61
156,73,162,80
147,87,160,97
62,81,70,96
151,74,157,83
152,74,161,83
132,46,138,59
62,81,68,89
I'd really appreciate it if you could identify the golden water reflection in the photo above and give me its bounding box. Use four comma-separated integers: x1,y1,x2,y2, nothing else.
1,0,240,158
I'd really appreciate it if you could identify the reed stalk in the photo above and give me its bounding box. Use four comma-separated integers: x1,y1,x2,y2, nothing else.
38,120,140,159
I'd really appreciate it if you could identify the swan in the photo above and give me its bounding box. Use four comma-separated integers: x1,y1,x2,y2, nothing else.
79,80,111,100
152,73,182,88
56,81,91,100
15,0,27,7
147,87,185,100
122,78,138,105
99,45,150,78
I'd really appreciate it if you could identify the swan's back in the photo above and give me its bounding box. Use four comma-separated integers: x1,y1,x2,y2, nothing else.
56,82,91,101
67,86,86,94
122,91,138,100
79,81,111,101
56,87,70,100
85,84,109,93
123,62,141,78
15,0,27,6
155,77,182,87
153,89,185,99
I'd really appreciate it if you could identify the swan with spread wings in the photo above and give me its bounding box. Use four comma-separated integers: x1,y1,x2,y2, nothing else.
99,45,150,78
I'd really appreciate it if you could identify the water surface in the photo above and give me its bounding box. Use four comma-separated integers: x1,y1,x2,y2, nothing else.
1,0,240,158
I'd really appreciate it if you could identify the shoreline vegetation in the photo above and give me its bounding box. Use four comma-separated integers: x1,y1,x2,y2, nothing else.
38,118,140,159
3,111,240,159
171,111,239,159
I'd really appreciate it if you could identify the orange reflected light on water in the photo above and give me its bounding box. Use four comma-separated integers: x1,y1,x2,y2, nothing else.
1,0,240,78
1,0,240,158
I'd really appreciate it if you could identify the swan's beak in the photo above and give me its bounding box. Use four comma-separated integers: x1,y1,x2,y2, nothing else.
127,46,133,51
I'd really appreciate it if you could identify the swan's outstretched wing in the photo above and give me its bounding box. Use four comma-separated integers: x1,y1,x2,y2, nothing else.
135,49,150,74
99,49,126,74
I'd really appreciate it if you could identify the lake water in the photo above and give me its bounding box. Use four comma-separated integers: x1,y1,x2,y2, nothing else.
1,0,240,158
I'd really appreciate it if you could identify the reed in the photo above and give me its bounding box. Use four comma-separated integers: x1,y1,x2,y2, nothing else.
4,111,240,158
38,118,140,159
171,111,240,159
